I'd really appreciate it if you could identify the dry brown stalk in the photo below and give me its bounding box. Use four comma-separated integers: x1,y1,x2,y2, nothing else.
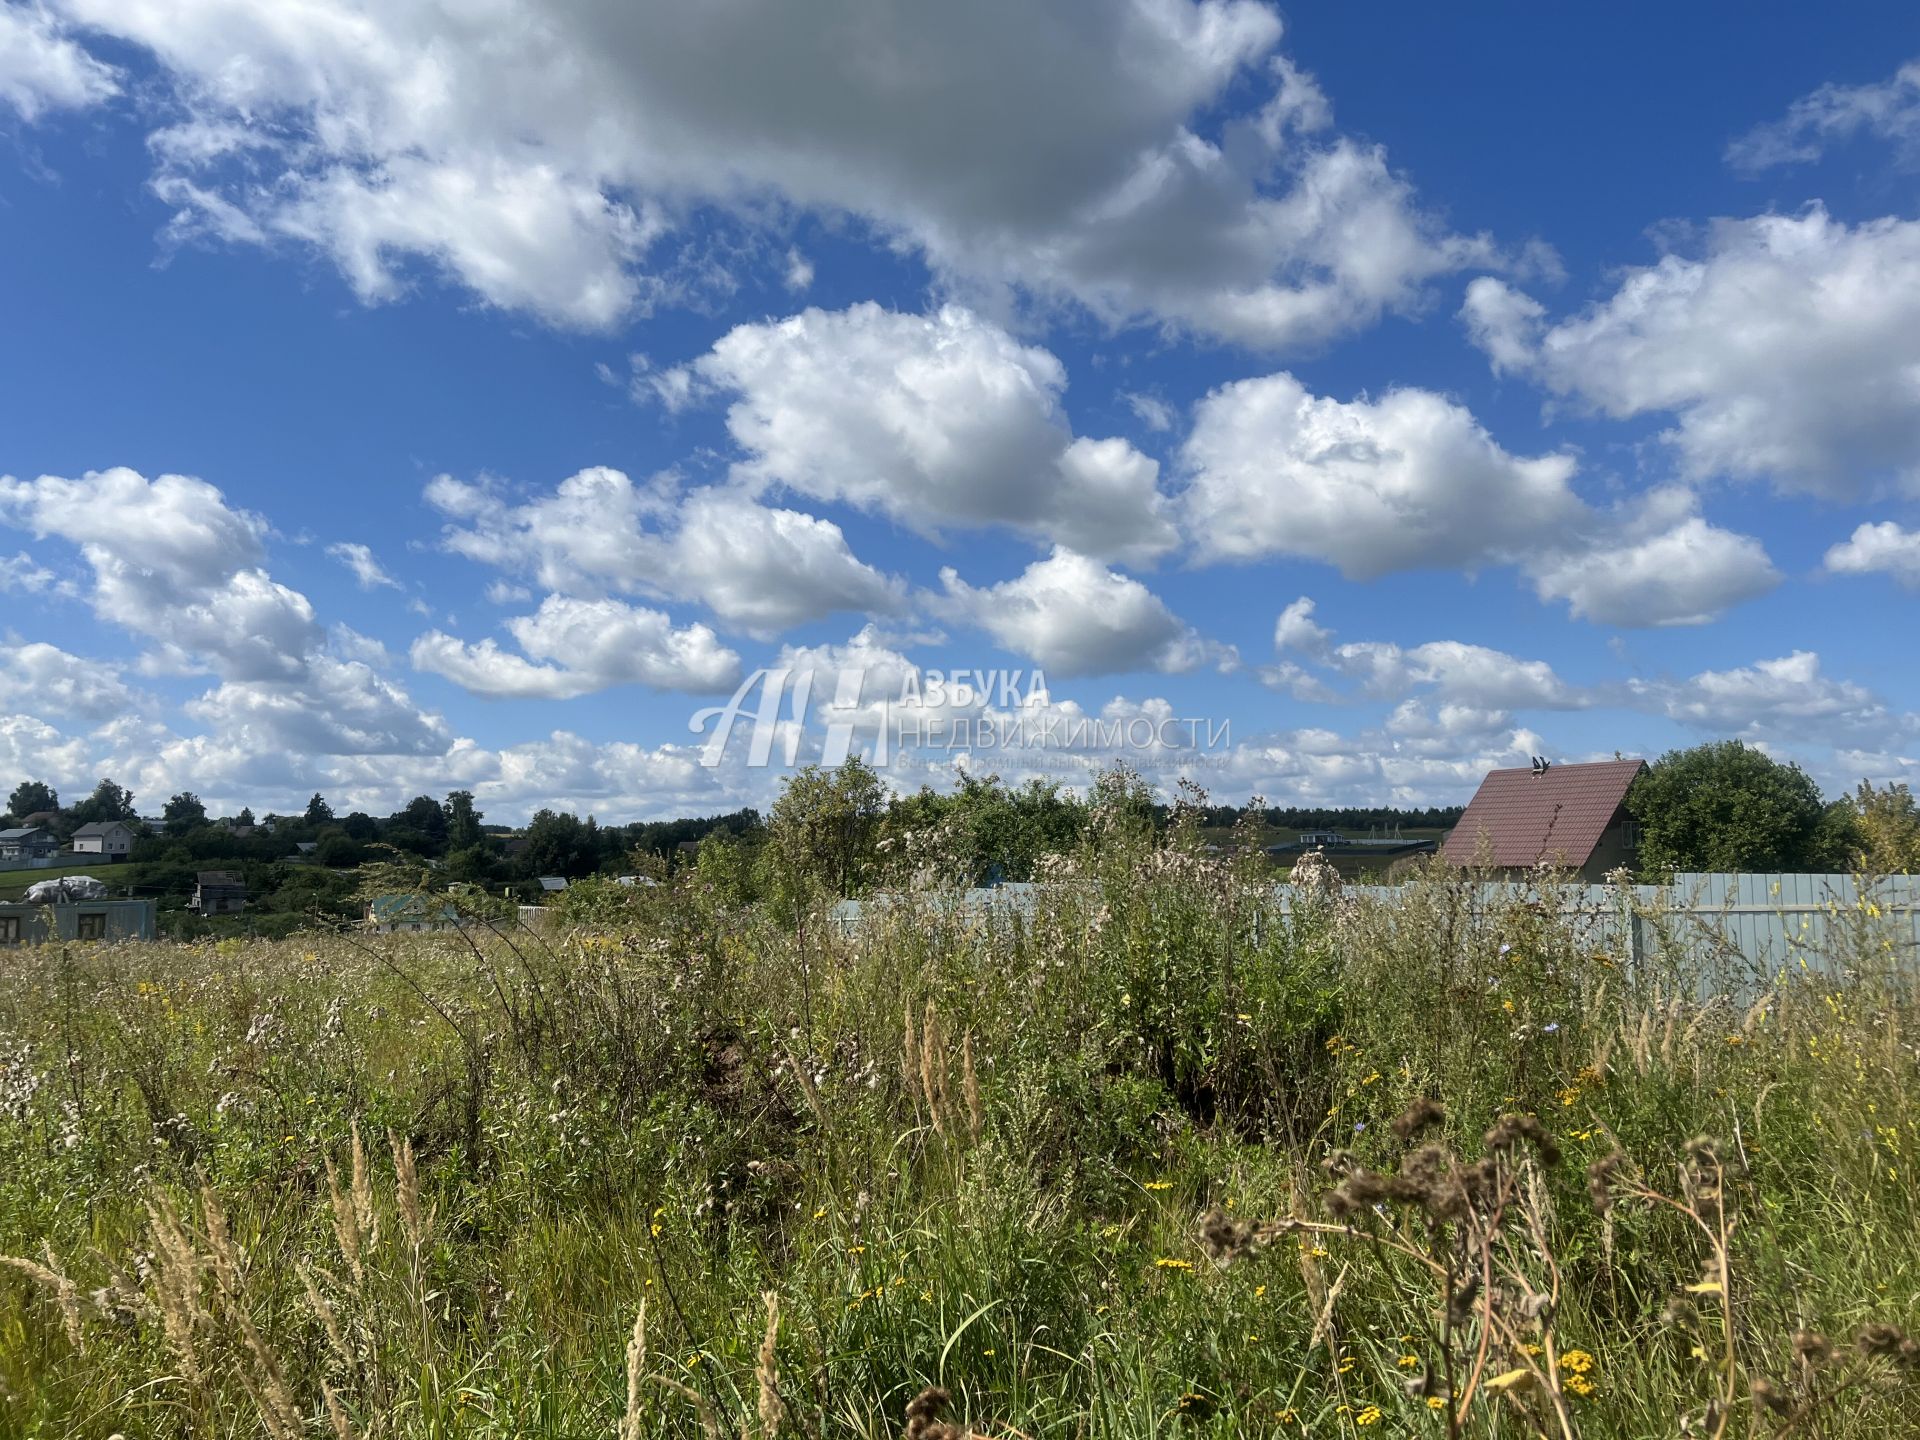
650,1373,724,1440
756,1290,782,1439
145,1191,208,1386
920,1000,948,1135
961,1033,983,1143
322,1380,355,1440
620,1300,648,1440
0,1243,85,1351
298,1259,353,1370
390,1130,429,1252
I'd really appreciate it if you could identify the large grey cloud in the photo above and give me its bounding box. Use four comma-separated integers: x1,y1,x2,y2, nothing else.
39,0,1497,346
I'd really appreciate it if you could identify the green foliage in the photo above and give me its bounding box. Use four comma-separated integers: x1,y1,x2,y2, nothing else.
1846,779,1920,872
5,779,56,819
304,791,336,825
68,777,137,826
886,773,1086,885
764,756,886,903
1627,740,1849,877
162,791,207,835
443,789,483,850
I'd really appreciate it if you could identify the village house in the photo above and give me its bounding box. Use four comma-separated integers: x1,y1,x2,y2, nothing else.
0,826,59,866
1442,758,1648,883
364,895,464,934
189,870,248,915
71,820,138,861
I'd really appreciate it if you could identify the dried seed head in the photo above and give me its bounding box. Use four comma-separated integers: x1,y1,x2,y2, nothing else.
1857,1323,1910,1361
1749,1377,1791,1415
902,1386,968,1440
1792,1330,1835,1367
1484,1114,1562,1167
1587,1150,1627,1213
1197,1208,1257,1264
1391,1098,1446,1142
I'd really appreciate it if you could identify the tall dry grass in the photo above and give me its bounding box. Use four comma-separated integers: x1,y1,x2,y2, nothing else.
0,820,1916,1436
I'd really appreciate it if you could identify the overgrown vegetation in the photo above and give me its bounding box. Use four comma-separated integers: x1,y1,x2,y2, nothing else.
2,781,1916,1438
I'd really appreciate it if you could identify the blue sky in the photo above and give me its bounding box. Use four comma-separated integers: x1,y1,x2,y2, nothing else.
3,1,1920,821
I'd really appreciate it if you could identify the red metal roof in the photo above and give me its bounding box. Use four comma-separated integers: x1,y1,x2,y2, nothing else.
1442,759,1647,870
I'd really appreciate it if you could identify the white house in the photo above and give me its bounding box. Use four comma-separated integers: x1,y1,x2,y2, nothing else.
72,820,137,861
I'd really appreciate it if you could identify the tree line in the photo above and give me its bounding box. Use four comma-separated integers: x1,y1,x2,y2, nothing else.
11,741,1920,911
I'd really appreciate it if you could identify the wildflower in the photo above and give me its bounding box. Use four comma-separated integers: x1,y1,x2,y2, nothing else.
1542,1022,1561,1034
1427,1396,1447,1411
1398,1354,1420,1368
1254,1284,1267,1297
1560,1350,1594,1375
1143,1180,1172,1191
1153,1258,1194,1270
1565,1374,1597,1397
1355,1405,1382,1426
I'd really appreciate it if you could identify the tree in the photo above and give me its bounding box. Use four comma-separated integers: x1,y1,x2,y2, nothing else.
305,793,335,825
70,778,137,825
519,809,592,879
766,757,887,902
1627,742,1848,877
1844,780,1920,873
236,807,256,827
444,790,483,850
164,792,209,835
395,795,448,838
7,780,57,819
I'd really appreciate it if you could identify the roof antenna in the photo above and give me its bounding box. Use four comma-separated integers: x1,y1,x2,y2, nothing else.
1530,755,1552,776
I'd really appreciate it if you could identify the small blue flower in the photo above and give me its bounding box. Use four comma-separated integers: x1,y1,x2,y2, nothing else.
1353,1122,1366,1134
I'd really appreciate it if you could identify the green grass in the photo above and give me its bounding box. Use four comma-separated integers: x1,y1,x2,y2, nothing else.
0,837,1915,1438
0,859,127,899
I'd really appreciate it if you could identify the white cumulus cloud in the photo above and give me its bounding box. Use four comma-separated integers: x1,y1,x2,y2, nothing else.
1462,208,1920,499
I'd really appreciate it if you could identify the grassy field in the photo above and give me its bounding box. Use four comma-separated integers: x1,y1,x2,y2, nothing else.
0,860,125,900
0,827,1916,1438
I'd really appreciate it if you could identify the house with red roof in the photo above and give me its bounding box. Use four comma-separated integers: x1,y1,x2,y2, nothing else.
1442,758,1647,882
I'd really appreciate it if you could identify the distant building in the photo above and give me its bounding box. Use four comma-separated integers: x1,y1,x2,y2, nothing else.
72,820,137,860
536,875,568,893
0,897,156,944
0,826,58,865
364,895,464,934
1442,758,1647,883
190,871,248,914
